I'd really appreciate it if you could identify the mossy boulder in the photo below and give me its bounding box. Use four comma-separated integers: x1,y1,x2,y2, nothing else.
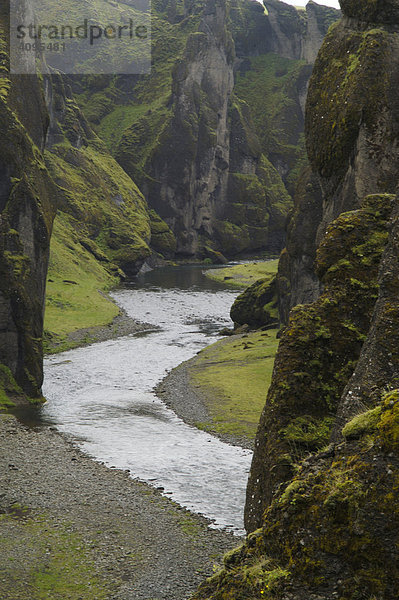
230,276,278,329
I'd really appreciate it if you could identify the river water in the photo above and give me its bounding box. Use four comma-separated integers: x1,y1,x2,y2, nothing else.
41,265,253,535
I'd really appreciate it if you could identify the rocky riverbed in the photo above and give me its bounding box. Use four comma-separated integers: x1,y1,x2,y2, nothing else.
0,414,238,599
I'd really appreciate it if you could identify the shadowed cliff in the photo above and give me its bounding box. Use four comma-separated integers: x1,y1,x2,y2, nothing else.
193,1,399,597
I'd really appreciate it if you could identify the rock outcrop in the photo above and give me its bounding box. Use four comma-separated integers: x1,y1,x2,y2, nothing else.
194,1,399,598
0,1,170,402
279,0,399,320
246,193,393,531
0,3,55,400
194,194,399,600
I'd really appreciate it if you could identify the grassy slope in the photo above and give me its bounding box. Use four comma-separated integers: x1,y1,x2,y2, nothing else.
44,212,119,353
204,259,278,288
190,330,279,440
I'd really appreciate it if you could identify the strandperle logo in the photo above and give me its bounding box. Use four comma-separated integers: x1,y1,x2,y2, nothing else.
16,19,148,46
10,0,151,75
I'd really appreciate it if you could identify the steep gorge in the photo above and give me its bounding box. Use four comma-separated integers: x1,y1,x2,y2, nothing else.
75,0,339,259
0,0,339,401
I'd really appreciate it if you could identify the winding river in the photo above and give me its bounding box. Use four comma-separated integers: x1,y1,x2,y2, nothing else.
41,265,252,535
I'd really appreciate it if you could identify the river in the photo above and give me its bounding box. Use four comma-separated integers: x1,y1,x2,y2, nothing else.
41,265,252,535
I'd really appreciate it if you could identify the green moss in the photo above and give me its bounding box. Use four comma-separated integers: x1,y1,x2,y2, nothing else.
189,329,279,440
233,52,308,195
342,406,382,439
378,390,399,452
281,415,335,450
230,275,278,328
149,209,177,256
0,364,26,409
214,221,250,256
44,212,119,352
306,25,390,180
204,259,278,288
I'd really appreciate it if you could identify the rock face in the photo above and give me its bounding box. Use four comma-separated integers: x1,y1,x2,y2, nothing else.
194,195,399,600
278,0,399,322
0,3,55,400
45,75,154,279
246,193,393,531
79,0,339,259
194,1,399,598
0,2,167,402
144,0,235,256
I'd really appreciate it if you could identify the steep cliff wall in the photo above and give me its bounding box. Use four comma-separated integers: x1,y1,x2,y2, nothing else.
0,4,56,401
193,1,399,597
279,0,399,320
74,0,339,259
0,2,172,398
194,194,399,600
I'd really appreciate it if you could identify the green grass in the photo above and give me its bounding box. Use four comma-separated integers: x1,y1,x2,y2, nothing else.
0,512,111,599
191,329,280,439
204,259,279,288
44,212,119,352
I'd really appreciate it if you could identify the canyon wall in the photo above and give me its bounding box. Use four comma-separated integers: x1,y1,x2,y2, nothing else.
194,1,399,598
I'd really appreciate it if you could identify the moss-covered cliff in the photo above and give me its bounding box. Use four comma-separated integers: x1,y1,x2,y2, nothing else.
193,1,399,598
0,1,173,397
0,3,56,400
72,0,339,259
194,195,399,600
245,193,393,531
278,0,399,322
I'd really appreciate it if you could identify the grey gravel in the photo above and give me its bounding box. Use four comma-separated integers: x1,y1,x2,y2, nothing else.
0,414,239,599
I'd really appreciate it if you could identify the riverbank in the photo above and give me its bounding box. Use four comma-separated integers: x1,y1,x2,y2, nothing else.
44,305,157,354
157,329,279,450
0,414,237,600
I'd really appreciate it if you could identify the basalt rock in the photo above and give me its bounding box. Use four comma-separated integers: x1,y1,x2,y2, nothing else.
279,0,399,323
245,193,393,532
77,0,339,259
0,3,56,399
230,276,278,330
193,194,399,600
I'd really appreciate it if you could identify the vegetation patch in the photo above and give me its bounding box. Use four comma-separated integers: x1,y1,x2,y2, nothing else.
191,330,279,440
44,212,119,353
204,259,278,288
0,512,112,599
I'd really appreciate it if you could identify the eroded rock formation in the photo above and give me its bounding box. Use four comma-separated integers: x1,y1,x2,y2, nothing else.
278,0,399,321
194,1,399,597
